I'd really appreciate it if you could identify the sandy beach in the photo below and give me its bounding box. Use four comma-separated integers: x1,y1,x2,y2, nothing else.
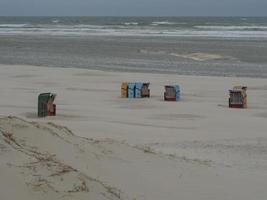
1,64,267,199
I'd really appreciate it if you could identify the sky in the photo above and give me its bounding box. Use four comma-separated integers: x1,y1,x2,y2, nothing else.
0,0,267,16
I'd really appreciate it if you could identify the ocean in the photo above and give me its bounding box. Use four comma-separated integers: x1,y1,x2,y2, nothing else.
1,17,267,77
1,16,267,38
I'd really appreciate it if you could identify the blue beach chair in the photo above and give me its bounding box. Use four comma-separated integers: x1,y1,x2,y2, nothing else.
128,83,136,98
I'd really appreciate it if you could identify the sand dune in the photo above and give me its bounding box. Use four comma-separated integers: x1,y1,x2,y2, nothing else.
1,115,267,200
0,116,123,200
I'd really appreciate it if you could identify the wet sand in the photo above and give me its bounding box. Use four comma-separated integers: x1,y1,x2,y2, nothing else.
1,35,267,77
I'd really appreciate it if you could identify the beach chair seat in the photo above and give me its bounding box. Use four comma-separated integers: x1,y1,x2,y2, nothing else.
135,82,143,98
38,93,56,117
141,83,150,98
164,85,180,101
229,86,247,108
128,83,136,98
121,82,128,98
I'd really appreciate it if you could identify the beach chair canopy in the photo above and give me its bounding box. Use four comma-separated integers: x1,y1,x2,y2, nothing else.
38,93,56,103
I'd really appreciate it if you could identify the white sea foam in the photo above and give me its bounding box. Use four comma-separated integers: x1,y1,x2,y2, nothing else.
51,19,60,23
124,22,139,26
194,25,267,31
1,24,267,38
151,21,177,25
0,24,28,28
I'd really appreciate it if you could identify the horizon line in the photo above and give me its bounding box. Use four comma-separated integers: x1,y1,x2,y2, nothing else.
1,15,267,18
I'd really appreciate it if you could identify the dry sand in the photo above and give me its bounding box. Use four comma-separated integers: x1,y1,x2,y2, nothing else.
1,64,267,200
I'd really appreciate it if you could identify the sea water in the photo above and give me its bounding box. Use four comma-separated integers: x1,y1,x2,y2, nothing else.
1,16,267,38
1,17,267,77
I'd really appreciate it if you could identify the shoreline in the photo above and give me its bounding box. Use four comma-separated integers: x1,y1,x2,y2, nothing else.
2,63,267,79
1,62,267,79
2,32,267,40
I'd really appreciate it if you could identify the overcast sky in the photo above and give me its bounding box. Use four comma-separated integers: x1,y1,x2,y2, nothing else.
0,0,267,16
